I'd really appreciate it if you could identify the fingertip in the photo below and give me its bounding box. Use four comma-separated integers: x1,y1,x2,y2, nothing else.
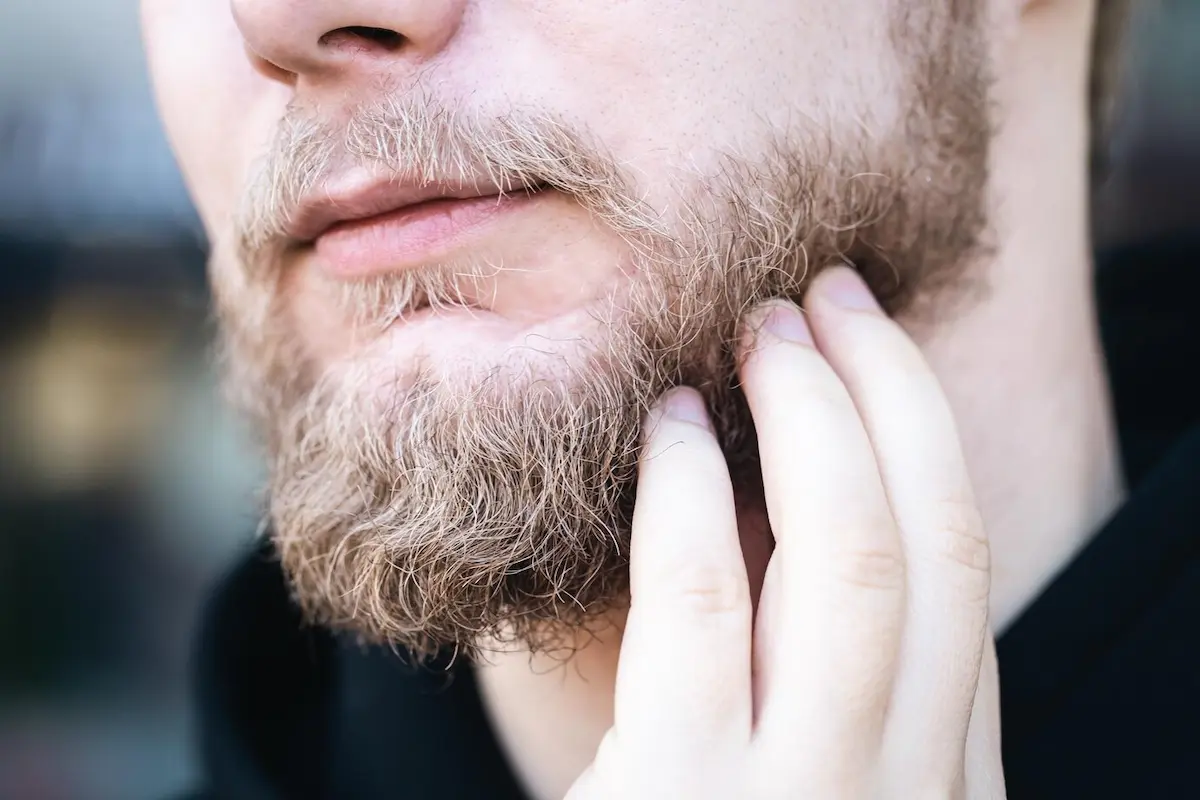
806,266,882,314
739,299,812,353
654,386,713,432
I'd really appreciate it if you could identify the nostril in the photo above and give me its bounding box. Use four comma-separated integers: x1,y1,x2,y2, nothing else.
319,26,405,54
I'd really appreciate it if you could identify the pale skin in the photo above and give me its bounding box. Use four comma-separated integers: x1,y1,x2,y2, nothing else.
563,267,1005,798
476,5,1123,795
141,0,1123,796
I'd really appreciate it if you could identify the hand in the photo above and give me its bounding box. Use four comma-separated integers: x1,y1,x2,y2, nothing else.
566,267,1005,799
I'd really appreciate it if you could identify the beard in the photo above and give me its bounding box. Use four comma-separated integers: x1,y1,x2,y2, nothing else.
218,5,992,660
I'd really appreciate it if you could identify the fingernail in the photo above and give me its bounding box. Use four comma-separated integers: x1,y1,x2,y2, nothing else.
816,267,880,312
662,388,713,430
759,301,813,345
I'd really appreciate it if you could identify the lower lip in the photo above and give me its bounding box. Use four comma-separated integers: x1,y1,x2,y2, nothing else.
313,191,544,279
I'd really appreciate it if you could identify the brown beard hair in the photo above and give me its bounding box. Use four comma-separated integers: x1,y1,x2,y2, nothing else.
219,1,992,661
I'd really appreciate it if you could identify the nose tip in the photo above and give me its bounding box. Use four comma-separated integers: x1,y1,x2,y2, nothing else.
231,0,467,83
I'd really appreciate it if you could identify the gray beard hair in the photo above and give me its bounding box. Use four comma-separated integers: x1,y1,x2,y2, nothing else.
219,3,992,660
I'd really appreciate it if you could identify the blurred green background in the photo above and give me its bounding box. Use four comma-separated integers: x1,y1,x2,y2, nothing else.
0,2,1197,799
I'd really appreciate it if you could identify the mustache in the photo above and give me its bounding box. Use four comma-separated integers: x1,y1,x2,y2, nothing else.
234,94,666,276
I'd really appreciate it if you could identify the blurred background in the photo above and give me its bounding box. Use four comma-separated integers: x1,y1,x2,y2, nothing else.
0,1,1196,798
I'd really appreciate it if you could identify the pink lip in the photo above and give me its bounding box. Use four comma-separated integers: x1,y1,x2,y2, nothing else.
312,190,544,279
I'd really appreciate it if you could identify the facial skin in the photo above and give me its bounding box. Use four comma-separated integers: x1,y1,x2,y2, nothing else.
145,1,1124,796
143,0,995,656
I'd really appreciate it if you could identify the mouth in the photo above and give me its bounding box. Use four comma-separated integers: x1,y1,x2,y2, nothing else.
301,182,551,280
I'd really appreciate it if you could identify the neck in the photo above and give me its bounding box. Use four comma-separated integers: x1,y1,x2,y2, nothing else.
476,3,1122,797
919,0,1122,630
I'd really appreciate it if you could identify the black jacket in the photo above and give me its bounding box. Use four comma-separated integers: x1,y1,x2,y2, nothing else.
186,233,1200,800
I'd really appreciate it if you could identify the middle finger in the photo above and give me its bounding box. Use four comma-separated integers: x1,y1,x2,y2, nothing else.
740,301,905,774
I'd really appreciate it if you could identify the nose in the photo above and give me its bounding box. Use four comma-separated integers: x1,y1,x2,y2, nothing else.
231,0,468,83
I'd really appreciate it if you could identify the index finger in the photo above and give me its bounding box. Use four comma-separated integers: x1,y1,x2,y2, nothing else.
615,387,753,751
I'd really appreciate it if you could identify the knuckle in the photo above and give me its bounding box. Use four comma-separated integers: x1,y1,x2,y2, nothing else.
834,539,907,591
658,559,749,616
935,500,991,573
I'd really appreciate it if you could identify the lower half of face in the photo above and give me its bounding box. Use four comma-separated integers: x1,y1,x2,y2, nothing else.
192,2,993,658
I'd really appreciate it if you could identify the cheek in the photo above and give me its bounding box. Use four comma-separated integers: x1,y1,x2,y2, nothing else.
142,0,286,241
509,0,903,189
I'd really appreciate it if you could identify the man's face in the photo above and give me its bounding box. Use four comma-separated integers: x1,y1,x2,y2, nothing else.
143,0,992,656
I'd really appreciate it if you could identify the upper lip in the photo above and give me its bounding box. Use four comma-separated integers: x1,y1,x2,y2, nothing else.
286,175,539,243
